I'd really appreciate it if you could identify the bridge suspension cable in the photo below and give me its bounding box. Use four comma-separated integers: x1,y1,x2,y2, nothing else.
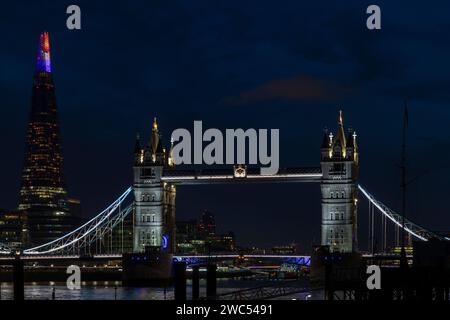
358,185,443,241
7,184,445,256
23,187,133,255
0,242,12,254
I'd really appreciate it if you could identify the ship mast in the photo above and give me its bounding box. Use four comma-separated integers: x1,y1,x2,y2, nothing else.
400,101,408,269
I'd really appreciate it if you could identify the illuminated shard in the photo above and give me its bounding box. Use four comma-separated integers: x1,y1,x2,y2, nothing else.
19,32,75,245
35,31,51,73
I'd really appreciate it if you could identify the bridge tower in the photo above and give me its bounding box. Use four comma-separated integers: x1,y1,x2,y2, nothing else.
320,111,359,253
132,118,176,254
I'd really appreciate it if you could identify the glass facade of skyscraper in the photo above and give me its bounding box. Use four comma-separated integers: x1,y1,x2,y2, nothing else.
18,32,76,246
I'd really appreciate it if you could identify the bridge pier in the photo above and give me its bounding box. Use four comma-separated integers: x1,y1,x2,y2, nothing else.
310,245,362,300
122,251,173,286
192,265,200,300
13,257,24,301
206,264,217,300
174,261,186,301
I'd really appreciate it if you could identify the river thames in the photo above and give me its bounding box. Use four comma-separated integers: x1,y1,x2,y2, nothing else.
0,278,321,300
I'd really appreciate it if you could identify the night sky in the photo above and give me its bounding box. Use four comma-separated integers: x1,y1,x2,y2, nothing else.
1,1,450,251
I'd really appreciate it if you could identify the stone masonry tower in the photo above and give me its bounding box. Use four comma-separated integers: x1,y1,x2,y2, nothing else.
133,118,176,253
320,111,359,253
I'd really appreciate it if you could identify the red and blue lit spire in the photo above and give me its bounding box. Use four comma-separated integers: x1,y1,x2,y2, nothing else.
35,31,51,73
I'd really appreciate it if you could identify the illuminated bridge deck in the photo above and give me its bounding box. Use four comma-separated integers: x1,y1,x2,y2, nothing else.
161,167,322,184
0,254,311,266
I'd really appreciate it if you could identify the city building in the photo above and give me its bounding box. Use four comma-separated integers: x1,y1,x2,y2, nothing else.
205,232,236,253
238,246,267,255
175,219,198,254
18,32,78,246
103,213,134,254
176,213,236,254
176,219,198,244
198,210,216,236
67,198,82,221
0,209,28,250
271,245,297,255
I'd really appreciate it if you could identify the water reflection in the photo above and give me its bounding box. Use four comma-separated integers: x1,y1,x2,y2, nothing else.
0,279,319,300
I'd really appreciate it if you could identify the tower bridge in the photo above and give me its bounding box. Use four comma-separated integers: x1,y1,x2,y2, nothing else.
1,112,445,284
131,112,359,256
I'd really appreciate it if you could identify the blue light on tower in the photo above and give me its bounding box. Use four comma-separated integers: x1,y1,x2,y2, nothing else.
162,235,168,250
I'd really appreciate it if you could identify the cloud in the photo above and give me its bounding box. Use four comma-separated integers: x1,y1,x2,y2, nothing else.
383,80,450,104
223,75,352,106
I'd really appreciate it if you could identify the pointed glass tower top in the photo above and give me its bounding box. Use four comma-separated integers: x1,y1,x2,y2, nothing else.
35,31,51,73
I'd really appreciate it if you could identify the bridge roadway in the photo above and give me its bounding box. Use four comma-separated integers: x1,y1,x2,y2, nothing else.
0,253,410,262
0,254,311,265
160,167,322,184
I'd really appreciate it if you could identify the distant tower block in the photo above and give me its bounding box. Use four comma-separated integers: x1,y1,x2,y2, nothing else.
133,118,176,253
320,111,359,253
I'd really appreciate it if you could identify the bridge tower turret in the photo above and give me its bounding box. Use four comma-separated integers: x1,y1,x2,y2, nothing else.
320,111,359,253
133,118,176,254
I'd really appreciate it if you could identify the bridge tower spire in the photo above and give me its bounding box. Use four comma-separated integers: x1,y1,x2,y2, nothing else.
320,111,359,253
133,118,176,256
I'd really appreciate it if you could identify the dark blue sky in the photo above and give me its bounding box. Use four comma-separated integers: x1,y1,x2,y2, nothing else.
1,1,450,250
